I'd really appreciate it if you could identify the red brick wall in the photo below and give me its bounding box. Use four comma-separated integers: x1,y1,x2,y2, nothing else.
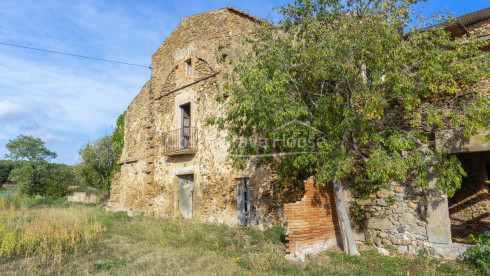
284,178,342,260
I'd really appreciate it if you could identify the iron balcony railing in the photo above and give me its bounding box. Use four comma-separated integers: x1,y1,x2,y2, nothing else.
162,127,198,154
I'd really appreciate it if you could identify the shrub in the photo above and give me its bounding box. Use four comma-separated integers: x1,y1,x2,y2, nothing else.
466,231,490,273
11,163,77,198
0,160,14,188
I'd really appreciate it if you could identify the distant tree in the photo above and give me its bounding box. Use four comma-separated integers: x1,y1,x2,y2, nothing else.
42,163,78,198
5,135,57,195
215,0,489,255
0,160,14,188
76,136,116,193
5,135,57,163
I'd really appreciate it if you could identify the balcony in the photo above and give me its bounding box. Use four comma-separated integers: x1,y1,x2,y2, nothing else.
162,127,198,156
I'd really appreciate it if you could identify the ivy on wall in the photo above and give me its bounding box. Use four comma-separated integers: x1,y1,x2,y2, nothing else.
109,112,125,185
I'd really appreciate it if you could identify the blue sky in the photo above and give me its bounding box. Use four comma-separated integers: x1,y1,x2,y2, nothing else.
0,0,488,165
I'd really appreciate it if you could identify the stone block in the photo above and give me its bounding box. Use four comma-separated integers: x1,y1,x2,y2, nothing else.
412,225,427,236
377,188,389,198
394,187,404,193
435,129,490,153
426,225,451,244
399,213,416,226
426,196,450,228
353,230,365,241
376,199,388,207
397,245,408,253
377,248,390,255
432,243,471,260
366,217,393,230
407,202,417,209
382,239,392,245
357,199,372,206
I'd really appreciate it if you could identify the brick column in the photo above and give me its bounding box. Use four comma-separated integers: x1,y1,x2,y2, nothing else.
284,178,342,260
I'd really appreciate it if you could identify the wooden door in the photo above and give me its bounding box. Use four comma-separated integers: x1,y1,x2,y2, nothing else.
237,178,251,226
179,175,194,218
180,103,191,149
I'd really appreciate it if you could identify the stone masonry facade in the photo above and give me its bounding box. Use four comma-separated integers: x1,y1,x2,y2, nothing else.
108,7,489,260
107,7,331,233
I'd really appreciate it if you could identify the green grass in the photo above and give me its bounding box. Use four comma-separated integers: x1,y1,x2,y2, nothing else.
0,190,480,275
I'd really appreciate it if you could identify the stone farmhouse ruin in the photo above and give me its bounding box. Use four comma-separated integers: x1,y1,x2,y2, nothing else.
108,7,490,260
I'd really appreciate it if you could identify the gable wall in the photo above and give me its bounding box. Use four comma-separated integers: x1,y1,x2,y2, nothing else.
108,9,300,227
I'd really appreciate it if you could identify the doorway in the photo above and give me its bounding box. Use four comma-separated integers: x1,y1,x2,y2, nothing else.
449,151,490,242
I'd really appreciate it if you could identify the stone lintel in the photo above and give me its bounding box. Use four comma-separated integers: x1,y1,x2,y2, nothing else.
435,129,490,153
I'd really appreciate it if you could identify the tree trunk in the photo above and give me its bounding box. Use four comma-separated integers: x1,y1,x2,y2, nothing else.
333,177,359,255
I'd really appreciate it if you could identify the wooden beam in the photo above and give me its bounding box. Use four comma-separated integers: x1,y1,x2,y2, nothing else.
155,72,219,100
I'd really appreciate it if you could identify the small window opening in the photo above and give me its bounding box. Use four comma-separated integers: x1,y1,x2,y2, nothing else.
186,60,192,77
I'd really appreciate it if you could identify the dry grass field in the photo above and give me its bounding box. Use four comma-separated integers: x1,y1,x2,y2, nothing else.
0,189,480,275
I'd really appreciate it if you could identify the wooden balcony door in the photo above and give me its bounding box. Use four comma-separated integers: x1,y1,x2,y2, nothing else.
180,103,191,150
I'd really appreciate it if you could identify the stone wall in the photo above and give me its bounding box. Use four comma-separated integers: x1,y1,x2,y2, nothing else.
284,178,341,260
67,192,101,204
467,18,490,36
353,181,448,255
108,8,302,227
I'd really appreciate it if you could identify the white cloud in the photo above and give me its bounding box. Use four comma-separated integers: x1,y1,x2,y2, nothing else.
0,100,24,121
0,0,288,164
0,0,161,164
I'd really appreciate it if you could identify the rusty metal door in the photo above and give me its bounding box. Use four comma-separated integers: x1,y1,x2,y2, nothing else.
237,178,251,226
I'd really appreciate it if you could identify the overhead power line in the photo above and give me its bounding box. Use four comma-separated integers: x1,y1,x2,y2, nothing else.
0,42,151,69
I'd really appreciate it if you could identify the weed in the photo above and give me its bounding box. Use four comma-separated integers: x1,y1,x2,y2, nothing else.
417,247,428,257
466,231,490,273
95,259,125,271
384,196,396,206
354,209,363,217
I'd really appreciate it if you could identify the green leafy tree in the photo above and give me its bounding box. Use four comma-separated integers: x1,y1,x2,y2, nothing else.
112,112,125,162
5,135,57,195
42,163,79,198
0,160,14,188
76,112,124,194
76,135,116,193
215,0,489,254
9,162,75,197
